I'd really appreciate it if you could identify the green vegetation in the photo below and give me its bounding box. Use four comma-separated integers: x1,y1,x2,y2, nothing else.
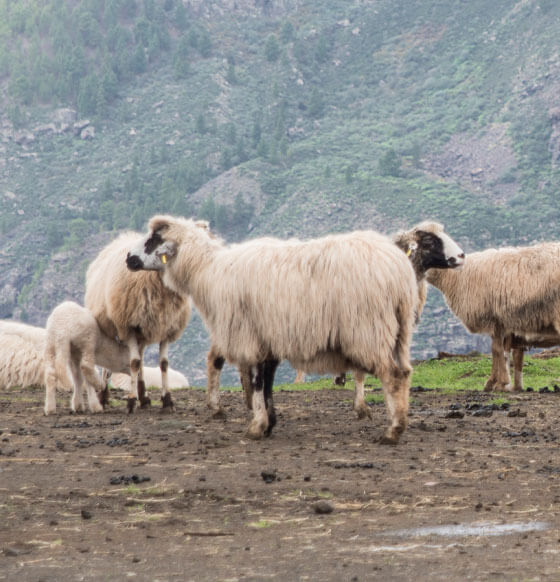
233,355,560,397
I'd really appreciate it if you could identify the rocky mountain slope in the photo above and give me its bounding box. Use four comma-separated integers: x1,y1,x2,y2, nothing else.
1,0,560,383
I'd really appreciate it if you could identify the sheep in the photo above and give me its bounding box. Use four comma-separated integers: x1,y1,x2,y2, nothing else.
205,221,464,421
85,231,192,413
0,322,46,389
44,301,131,415
110,365,189,391
127,215,438,444
426,242,560,392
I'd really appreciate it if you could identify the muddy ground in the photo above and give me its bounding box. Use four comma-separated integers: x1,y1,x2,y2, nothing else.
0,383,559,582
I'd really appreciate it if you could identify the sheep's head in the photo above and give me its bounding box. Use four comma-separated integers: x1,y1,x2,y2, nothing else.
126,215,218,273
394,221,465,275
126,219,177,272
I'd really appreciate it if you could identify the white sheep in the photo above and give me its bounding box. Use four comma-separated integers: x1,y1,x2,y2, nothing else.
0,321,46,389
126,215,424,443
110,365,189,391
44,301,130,415
85,231,191,413
205,221,464,420
426,242,560,391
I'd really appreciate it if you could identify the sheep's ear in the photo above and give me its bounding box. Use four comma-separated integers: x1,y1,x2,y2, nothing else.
407,241,418,257
148,216,172,234
194,219,210,231
159,240,177,258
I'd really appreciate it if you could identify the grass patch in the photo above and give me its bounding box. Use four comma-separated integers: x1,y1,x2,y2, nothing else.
215,355,560,394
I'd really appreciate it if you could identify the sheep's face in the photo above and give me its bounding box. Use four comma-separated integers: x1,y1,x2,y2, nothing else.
126,229,177,272
415,229,465,270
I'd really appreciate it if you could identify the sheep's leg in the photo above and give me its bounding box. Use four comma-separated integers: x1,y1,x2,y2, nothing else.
206,344,226,418
159,340,173,411
247,364,266,438
44,341,59,415
44,353,58,416
79,353,104,414
378,365,410,445
294,370,306,383
240,365,253,410
98,368,111,409
70,362,86,414
487,333,512,391
263,358,278,437
512,348,524,392
353,371,372,420
247,359,279,439
137,345,150,409
127,337,146,413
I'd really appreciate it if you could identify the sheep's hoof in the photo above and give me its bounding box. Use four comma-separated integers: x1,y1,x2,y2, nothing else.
98,387,110,409
379,433,400,445
160,393,174,412
140,396,152,409
246,422,266,440
127,397,137,414
263,410,277,437
483,380,496,392
90,403,104,414
210,407,226,420
379,424,405,445
355,404,373,420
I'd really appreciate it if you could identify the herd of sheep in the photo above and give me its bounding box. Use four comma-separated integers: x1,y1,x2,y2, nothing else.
1,213,558,445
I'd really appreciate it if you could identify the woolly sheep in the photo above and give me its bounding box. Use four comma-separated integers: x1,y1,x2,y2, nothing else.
85,231,191,413
44,301,130,415
206,221,464,420
0,322,46,389
111,365,189,391
127,215,426,443
426,242,560,391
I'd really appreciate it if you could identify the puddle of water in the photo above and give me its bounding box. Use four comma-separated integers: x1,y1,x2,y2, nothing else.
382,521,549,539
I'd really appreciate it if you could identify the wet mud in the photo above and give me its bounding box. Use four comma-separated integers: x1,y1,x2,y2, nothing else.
0,385,559,581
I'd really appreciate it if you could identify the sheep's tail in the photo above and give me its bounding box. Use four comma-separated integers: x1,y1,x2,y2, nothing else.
392,299,413,377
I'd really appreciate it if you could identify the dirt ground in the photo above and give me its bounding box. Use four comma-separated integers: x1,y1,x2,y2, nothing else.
1,383,559,582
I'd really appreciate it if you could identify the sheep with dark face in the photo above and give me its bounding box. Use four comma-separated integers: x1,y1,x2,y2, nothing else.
126,215,458,443
427,242,560,391
85,232,191,413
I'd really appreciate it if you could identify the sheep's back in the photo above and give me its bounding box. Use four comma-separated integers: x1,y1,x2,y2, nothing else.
196,230,417,371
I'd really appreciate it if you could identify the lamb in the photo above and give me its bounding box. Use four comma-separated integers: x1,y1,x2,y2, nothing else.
85,231,191,413
205,221,464,420
0,321,46,389
44,301,131,415
126,215,461,443
426,242,560,392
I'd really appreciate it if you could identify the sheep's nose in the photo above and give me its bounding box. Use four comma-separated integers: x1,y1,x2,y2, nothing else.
126,253,143,271
458,252,465,259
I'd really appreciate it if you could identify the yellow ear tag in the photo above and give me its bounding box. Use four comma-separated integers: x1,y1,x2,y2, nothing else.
406,248,412,257
162,254,167,264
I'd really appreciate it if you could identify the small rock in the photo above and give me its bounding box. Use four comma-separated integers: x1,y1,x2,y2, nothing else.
261,470,277,484
313,500,334,514
445,410,465,419
81,509,93,520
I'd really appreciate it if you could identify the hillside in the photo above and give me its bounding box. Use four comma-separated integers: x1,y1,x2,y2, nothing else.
1,0,560,383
